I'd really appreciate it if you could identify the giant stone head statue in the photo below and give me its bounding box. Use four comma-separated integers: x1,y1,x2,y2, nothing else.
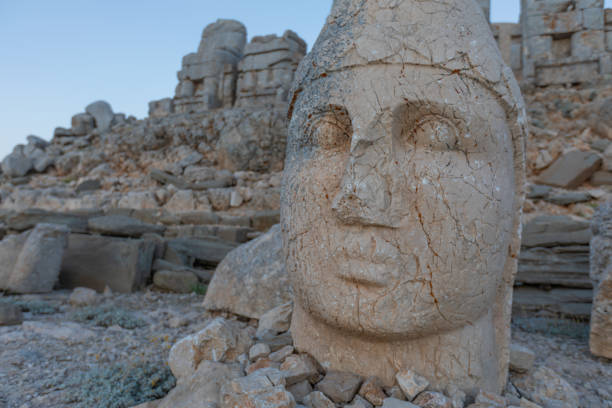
281,0,527,395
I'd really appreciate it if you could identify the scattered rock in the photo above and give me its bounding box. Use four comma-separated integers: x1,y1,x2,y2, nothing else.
71,113,95,136
1,146,33,178
395,369,429,401
413,391,452,408
153,270,199,293
536,149,602,189
168,317,253,380
221,368,296,408
269,345,294,362
512,366,579,408
280,354,321,386
346,395,374,408
474,390,506,407
69,287,98,306
249,343,271,361
316,370,362,403
509,344,536,373
359,376,387,406
256,301,293,338
381,398,419,408
75,179,102,194
204,224,291,319
0,302,23,326
303,391,335,408
544,191,592,206
288,380,313,404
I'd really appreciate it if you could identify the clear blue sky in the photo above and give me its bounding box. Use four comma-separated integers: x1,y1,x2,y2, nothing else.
0,1,609,158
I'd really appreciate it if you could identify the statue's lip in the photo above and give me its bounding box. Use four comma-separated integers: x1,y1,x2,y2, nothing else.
335,262,393,288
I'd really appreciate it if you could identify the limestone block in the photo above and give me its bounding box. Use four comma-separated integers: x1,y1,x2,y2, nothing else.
153,270,199,293
283,0,526,396
358,377,387,406
524,0,575,15
280,354,321,386
535,60,600,85
522,216,591,248
526,11,583,37
607,31,612,51
71,113,95,136
1,146,33,178
0,231,29,286
346,395,374,408
26,135,49,149
203,225,291,319
583,7,605,30
590,170,612,185
315,371,362,403
148,98,174,118
85,100,114,132
303,391,334,408
59,233,155,293
606,8,612,25
571,30,605,57
381,398,419,408
509,344,536,373
117,191,159,209
536,149,602,188
526,36,553,62
221,368,296,408
6,223,69,294
577,0,604,8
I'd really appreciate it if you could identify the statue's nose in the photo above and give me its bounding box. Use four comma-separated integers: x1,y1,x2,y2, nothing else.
331,132,397,228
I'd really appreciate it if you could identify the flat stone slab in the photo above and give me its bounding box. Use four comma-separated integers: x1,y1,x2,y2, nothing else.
3,209,97,233
165,236,237,267
522,215,591,247
88,215,166,237
537,149,602,189
59,233,155,293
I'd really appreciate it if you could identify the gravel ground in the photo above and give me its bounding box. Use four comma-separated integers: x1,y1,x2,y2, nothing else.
1,290,610,408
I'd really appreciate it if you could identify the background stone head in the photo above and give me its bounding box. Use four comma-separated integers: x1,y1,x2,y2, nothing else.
282,0,527,339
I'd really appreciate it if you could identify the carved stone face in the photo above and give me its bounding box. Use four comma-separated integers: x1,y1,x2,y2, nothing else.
283,64,516,339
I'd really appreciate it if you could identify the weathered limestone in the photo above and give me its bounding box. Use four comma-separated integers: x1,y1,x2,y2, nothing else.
174,20,247,113
85,100,114,132
282,0,527,395
59,233,155,293
589,202,612,358
4,223,69,293
536,149,602,188
204,224,291,319
235,31,306,108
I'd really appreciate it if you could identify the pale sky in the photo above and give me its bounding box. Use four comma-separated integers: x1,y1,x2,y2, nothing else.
0,1,608,159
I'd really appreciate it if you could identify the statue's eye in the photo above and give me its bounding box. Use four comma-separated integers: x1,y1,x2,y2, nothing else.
309,106,352,150
412,116,460,151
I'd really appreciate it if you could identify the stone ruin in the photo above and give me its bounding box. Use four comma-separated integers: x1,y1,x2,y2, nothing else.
149,19,306,117
487,0,612,86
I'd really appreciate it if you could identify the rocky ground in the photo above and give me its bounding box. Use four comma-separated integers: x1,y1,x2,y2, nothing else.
0,289,610,408
0,289,211,408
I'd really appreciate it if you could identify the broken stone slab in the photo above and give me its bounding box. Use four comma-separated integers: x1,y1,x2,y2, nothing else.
517,245,591,288
5,209,95,233
280,354,321,386
71,113,95,136
150,168,233,190
526,184,552,199
522,215,591,247
153,270,199,293
152,259,213,283
0,302,23,326
59,233,155,293
85,100,114,132
88,215,166,237
6,223,69,294
544,191,593,206
536,149,602,189
512,286,593,320
166,236,237,267
0,231,30,287
203,224,291,319
315,370,363,404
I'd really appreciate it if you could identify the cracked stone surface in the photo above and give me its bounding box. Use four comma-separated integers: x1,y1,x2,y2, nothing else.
282,0,527,396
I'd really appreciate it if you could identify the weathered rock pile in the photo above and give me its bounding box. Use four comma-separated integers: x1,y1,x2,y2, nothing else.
137,302,580,408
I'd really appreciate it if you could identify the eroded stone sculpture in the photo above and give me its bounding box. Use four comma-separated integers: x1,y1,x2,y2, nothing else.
174,19,247,113
281,0,527,396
